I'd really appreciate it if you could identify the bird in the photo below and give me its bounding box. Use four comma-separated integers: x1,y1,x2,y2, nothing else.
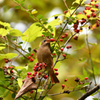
37,38,59,84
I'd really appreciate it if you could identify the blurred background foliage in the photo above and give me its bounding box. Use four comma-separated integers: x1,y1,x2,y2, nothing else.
0,0,100,100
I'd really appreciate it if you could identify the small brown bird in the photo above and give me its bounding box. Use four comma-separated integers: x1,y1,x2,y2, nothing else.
37,38,59,84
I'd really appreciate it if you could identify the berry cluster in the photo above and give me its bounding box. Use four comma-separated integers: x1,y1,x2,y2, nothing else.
28,53,34,62
4,58,11,63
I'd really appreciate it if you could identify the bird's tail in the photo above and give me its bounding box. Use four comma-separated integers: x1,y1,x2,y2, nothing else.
49,67,60,84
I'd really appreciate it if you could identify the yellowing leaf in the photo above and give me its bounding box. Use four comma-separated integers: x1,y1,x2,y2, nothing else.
72,0,86,5
76,14,87,20
9,29,23,37
18,78,23,88
0,53,17,60
46,19,62,36
21,22,44,42
31,9,38,14
0,28,9,36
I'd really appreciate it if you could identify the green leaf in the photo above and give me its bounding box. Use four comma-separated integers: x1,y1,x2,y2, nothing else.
0,53,17,60
21,22,44,42
27,5,31,9
9,29,23,37
12,92,16,98
36,14,44,20
28,47,31,52
14,6,21,9
18,78,23,88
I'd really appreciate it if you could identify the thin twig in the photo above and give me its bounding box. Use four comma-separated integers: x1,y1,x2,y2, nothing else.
85,30,96,85
48,92,64,96
63,0,71,15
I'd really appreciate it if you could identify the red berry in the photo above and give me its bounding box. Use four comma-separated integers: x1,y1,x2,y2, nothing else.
38,72,41,75
62,84,65,89
83,10,86,14
91,0,93,2
30,90,33,94
85,77,88,80
27,72,32,75
74,29,79,33
87,15,90,18
52,53,56,56
62,54,66,57
54,68,58,71
61,48,64,51
95,4,98,8
44,75,48,79
5,59,8,63
28,56,31,59
64,10,68,14
8,59,11,62
91,9,95,12
62,35,65,38
66,45,72,49
65,33,68,36
96,23,99,27
73,36,78,40
42,35,44,37
64,79,67,82
55,72,59,75
91,12,96,17
10,70,13,73
78,12,81,14
33,49,37,53
30,58,34,62
85,7,91,10
60,39,63,42
31,53,34,56
50,38,55,42
11,77,14,80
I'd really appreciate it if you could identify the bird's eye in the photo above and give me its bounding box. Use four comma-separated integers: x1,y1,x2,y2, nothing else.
43,40,46,42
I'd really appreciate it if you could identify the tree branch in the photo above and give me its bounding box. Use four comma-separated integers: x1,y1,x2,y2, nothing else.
78,84,100,100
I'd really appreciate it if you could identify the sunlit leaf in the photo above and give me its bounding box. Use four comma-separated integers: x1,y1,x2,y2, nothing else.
76,14,87,20
31,9,38,14
0,53,17,60
18,78,23,88
21,22,44,42
0,28,9,36
15,66,27,70
9,29,23,37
